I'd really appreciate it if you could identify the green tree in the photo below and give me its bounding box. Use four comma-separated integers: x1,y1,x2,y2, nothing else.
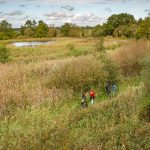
136,17,150,39
105,13,136,36
0,45,9,63
92,25,105,37
36,20,49,38
21,20,37,37
60,23,71,36
0,20,14,40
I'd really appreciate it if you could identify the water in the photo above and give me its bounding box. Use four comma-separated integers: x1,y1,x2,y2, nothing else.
12,41,54,47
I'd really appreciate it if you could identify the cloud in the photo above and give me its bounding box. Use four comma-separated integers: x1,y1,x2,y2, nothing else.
105,8,112,13
0,0,5,4
145,8,150,12
5,10,24,16
44,12,74,20
37,5,40,7
20,4,27,7
75,13,104,23
44,11,104,26
61,5,75,11
145,8,150,15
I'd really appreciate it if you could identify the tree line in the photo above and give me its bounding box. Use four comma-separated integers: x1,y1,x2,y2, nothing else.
0,13,149,40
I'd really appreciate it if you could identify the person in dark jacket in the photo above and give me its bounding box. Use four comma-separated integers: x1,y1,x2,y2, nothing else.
105,82,111,97
81,91,88,108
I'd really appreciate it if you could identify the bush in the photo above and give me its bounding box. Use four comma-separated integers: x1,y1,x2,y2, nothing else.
109,41,150,75
142,56,150,93
0,45,9,63
45,57,108,92
139,56,150,122
66,43,75,51
95,37,105,52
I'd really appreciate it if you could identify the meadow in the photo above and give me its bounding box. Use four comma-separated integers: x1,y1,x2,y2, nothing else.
0,37,150,150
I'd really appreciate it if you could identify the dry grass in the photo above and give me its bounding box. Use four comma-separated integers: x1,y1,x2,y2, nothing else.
109,40,150,75
45,56,107,91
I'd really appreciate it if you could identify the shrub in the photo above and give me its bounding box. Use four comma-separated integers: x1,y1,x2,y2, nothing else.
0,45,9,63
66,43,75,51
45,57,108,92
142,56,150,94
95,37,105,52
109,40,150,75
139,56,150,122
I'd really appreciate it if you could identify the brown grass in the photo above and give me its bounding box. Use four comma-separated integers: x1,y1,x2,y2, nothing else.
109,40,150,75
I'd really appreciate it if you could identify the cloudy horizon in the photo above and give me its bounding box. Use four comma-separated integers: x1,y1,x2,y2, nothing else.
0,0,150,28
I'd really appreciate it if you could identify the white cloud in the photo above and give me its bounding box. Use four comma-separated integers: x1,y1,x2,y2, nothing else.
5,10,24,16
44,12,74,20
44,11,104,26
61,5,75,11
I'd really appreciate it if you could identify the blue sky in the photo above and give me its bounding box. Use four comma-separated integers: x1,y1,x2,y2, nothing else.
0,0,150,27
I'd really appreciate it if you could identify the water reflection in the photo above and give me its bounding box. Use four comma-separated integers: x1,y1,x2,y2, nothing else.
12,41,54,47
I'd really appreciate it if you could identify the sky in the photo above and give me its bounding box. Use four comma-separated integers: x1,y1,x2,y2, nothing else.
0,0,150,27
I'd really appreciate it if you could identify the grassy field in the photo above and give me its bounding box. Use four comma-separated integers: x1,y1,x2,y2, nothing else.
0,37,150,150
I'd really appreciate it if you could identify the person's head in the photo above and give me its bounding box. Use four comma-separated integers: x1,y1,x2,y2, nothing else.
83,91,86,95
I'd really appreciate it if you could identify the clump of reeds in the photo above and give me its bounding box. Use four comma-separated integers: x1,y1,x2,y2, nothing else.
109,40,150,75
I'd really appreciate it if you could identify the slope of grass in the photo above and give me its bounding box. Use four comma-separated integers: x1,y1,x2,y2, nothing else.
0,37,149,150
0,84,149,150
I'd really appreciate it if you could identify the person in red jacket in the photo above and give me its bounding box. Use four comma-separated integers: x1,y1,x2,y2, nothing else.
90,89,95,105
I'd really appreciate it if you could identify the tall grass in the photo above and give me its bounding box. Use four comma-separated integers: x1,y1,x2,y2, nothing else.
0,37,149,150
1,84,149,150
45,56,107,92
109,40,150,75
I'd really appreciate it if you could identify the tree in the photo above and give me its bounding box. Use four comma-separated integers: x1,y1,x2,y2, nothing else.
105,13,136,36
21,20,37,37
92,25,105,37
107,13,136,28
36,20,49,38
0,20,14,39
48,27,57,37
60,23,71,36
68,26,81,37
136,17,150,39
103,23,114,36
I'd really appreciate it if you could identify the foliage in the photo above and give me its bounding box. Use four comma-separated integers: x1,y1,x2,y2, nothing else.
60,23,81,37
139,56,150,122
0,20,14,39
0,85,149,150
0,37,149,149
36,20,49,38
92,25,105,37
48,27,57,37
0,45,9,63
66,43,75,51
110,40,150,75
45,57,107,92
68,26,81,37
107,13,136,29
142,56,150,94
21,20,37,37
136,17,150,39
60,23,71,36
95,37,105,52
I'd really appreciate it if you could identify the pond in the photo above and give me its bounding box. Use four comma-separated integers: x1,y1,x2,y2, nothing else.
12,41,54,47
